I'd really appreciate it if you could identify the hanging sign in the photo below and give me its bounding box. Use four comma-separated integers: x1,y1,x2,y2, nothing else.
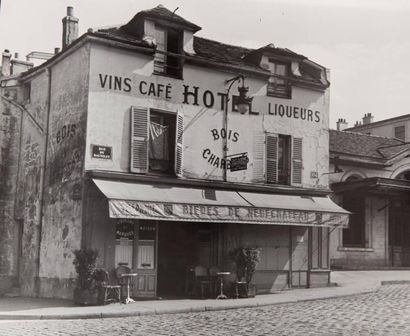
116,221,134,240
229,153,249,172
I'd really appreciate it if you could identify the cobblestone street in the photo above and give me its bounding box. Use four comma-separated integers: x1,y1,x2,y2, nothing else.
2,284,410,336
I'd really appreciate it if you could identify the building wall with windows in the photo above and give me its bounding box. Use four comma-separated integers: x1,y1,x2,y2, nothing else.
0,5,349,298
329,129,410,269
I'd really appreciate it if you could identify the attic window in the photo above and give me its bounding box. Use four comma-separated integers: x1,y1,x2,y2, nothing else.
267,61,291,99
154,27,182,78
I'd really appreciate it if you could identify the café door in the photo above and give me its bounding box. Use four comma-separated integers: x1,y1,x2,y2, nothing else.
133,221,157,297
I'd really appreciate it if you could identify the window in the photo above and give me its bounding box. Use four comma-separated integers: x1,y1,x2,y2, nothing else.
267,61,291,98
130,107,183,176
266,134,302,185
311,227,329,269
154,27,182,78
394,125,405,141
342,196,366,247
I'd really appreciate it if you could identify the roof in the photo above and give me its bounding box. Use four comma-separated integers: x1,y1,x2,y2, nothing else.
123,4,201,33
330,129,406,159
331,177,410,196
19,5,327,88
346,114,410,131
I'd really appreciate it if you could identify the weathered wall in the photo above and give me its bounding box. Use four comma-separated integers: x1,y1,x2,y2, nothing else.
86,44,330,189
12,72,49,296
38,45,90,298
330,196,388,269
0,86,22,293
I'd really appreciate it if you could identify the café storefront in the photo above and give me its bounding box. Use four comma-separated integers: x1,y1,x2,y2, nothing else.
87,177,349,298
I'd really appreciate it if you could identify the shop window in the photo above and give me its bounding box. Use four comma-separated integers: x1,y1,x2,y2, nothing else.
130,107,183,176
266,134,302,185
394,125,405,141
342,196,366,247
267,61,291,99
154,27,182,78
311,227,329,269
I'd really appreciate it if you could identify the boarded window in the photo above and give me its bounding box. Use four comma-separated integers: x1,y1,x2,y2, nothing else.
266,134,278,183
292,137,303,185
130,107,149,173
154,27,182,78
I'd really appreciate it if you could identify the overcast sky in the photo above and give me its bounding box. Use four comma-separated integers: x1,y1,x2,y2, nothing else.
1,0,410,128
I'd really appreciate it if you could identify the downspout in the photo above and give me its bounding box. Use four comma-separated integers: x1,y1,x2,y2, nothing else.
35,67,52,297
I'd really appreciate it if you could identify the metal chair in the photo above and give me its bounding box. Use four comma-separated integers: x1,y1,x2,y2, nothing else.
94,268,121,305
194,265,212,299
115,264,133,299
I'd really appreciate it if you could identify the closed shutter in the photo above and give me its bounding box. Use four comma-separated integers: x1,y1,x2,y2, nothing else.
252,133,266,183
292,137,303,185
266,134,278,183
130,106,149,173
175,113,184,177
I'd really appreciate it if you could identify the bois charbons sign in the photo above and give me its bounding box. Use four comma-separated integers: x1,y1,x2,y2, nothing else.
97,73,322,123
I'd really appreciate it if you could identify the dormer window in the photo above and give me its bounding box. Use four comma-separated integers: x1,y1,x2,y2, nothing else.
267,61,291,99
154,27,182,78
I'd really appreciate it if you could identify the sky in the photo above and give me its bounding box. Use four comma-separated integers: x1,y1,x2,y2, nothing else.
1,0,410,128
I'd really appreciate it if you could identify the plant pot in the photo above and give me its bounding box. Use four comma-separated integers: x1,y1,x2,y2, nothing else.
246,283,257,298
73,288,99,306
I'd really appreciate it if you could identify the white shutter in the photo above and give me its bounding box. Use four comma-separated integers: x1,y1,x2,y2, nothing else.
266,133,278,183
252,133,266,183
175,113,184,177
130,106,149,173
292,137,303,185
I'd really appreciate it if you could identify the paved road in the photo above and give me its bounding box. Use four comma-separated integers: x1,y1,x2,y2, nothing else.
1,284,410,336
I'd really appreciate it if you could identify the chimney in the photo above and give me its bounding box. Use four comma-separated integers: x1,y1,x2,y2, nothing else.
362,113,374,125
1,49,12,76
62,6,79,49
11,53,34,75
354,121,362,127
336,118,348,131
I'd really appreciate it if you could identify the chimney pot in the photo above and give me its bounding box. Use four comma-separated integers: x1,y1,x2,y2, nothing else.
54,47,60,54
362,113,374,125
67,6,74,17
14,52,19,59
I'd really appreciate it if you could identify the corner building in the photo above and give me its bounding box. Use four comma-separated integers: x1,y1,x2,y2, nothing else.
0,5,348,298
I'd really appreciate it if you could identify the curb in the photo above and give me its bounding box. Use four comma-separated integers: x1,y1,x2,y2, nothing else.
2,280,409,321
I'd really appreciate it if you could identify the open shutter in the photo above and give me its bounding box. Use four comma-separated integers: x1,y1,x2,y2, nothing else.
252,133,266,183
130,106,149,173
266,133,278,183
175,113,184,177
292,137,303,185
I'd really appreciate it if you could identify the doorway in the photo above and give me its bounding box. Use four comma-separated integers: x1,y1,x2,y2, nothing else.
389,203,410,267
157,221,218,297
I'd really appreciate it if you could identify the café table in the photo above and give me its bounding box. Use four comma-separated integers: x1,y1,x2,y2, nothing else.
216,271,231,299
119,273,138,304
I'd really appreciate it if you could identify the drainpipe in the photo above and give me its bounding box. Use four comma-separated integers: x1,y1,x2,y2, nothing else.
35,67,52,297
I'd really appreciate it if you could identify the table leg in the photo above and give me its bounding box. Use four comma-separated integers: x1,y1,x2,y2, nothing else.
216,276,227,300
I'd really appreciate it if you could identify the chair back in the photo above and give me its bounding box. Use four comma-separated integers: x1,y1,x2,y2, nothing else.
209,266,220,277
115,265,131,285
194,265,208,277
94,268,109,286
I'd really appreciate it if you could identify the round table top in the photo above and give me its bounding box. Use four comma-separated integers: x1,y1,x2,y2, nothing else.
216,272,231,276
119,273,138,278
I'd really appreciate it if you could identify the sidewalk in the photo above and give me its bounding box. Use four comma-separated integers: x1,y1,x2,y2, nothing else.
1,270,410,320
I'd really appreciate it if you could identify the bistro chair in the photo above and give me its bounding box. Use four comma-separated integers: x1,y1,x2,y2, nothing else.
94,268,121,305
194,265,212,299
208,265,220,296
115,264,133,299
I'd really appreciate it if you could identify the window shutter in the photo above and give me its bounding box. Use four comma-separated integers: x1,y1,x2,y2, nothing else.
130,106,149,173
252,133,266,183
175,113,184,177
266,134,278,183
292,137,303,185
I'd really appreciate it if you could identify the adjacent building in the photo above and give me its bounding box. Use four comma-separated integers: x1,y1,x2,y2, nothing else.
0,5,348,299
329,129,410,268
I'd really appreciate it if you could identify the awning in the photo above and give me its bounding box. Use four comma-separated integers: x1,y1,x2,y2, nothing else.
93,179,350,228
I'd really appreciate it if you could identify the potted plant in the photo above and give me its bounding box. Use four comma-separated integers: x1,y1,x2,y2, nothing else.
228,246,261,297
72,248,99,305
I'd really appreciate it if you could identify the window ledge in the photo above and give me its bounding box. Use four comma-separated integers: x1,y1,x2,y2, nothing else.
338,247,374,252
